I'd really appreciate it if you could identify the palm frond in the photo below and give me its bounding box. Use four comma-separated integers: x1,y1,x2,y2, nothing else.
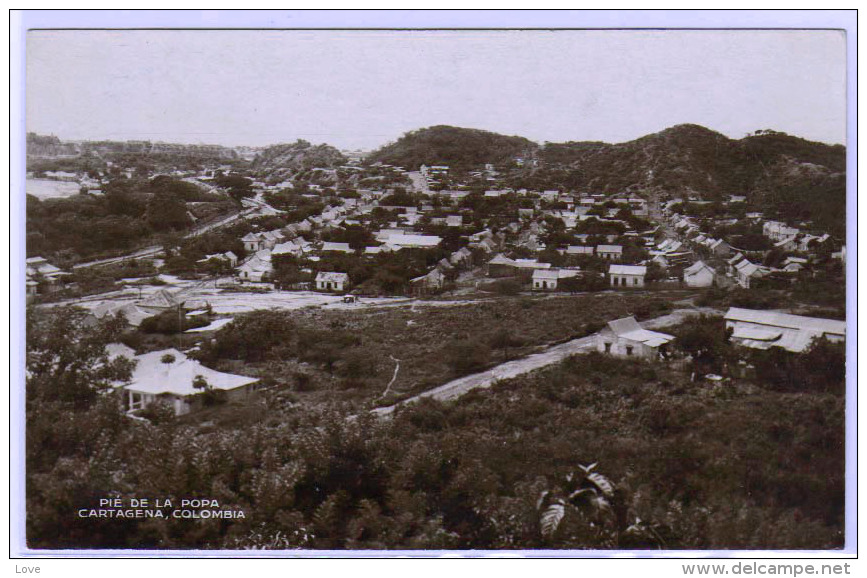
540,503,566,538
536,490,550,511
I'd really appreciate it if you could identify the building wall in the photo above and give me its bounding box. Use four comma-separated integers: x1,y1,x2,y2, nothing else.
685,268,714,287
610,274,644,288
533,278,558,290
317,280,345,292
596,329,657,359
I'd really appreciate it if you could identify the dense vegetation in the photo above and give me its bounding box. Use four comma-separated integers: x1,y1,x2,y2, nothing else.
26,306,845,550
26,176,235,263
367,125,538,173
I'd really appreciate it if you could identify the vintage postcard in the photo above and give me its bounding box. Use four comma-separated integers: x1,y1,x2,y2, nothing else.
12,11,855,558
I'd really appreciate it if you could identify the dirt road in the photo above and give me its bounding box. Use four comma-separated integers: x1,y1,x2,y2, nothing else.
372,307,720,416
407,171,430,193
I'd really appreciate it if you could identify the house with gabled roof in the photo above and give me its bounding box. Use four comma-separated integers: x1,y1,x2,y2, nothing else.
241,232,262,253
733,258,767,288
315,271,350,292
237,249,273,283
26,256,70,293
597,245,623,261
139,289,183,315
122,348,259,416
597,316,674,359
683,260,715,287
410,268,447,295
565,245,595,256
708,238,731,257
532,268,580,291
609,264,646,288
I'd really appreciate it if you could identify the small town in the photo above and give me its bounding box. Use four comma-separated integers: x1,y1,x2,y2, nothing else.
20,24,848,555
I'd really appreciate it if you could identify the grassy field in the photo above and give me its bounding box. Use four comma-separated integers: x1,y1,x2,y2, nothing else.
187,290,696,425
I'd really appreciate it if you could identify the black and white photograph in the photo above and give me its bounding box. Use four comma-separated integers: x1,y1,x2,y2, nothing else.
13,11,855,557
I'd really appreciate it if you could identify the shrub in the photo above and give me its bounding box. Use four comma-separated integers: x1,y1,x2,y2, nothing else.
488,328,525,350
490,279,522,295
445,340,492,375
294,372,315,392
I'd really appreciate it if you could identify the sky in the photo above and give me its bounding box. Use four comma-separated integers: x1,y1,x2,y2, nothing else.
26,29,847,150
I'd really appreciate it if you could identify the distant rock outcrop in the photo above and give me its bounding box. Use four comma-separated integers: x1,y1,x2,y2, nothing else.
251,139,347,182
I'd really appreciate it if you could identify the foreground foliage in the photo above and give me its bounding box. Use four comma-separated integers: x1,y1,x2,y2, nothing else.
26,307,844,550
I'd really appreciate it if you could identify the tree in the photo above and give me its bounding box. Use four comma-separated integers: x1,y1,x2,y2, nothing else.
192,375,209,391
26,306,137,546
146,190,191,232
26,306,134,407
673,315,732,372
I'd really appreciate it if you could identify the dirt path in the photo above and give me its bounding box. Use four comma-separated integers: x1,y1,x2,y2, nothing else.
371,307,721,417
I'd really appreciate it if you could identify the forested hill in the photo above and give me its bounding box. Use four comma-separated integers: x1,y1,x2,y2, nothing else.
366,125,538,173
519,124,846,236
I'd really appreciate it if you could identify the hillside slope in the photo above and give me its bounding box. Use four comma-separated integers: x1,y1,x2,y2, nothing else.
366,125,538,172
520,124,846,235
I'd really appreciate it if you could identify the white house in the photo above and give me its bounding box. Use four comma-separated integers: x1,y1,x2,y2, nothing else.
733,259,766,289
609,264,646,288
597,316,674,359
25,256,69,293
724,307,845,353
763,220,800,241
532,268,580,291
122,348,259,416
683,260,715,288
596,245,624,261
241,232,262,253
315,271,350,292
237,249,273,283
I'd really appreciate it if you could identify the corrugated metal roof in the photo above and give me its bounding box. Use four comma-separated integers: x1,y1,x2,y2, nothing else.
725,307,845,336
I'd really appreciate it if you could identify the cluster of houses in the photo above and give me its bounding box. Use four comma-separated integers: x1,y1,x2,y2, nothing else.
596,305,845,363
25,256,69,299
662,199,842,290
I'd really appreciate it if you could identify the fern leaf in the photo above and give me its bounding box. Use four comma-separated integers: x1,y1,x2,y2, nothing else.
540,503,566,537
587,472,615,497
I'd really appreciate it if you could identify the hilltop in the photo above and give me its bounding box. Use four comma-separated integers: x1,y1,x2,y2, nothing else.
251,139,347,183
366,125,538,173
